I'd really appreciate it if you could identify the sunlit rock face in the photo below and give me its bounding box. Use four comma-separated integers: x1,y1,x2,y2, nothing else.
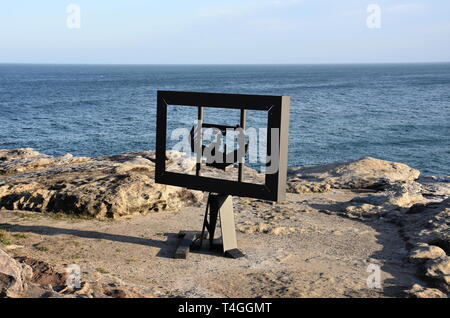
0,148,203,218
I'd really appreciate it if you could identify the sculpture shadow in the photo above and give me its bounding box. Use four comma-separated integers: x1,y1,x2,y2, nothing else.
0,223,179,259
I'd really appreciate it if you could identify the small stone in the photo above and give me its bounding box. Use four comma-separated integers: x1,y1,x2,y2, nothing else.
104,288,127,298
257,223,270,233
4,245,24,251
269,227,295,236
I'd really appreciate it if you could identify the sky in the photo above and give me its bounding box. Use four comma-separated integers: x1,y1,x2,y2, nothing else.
0,0,449,64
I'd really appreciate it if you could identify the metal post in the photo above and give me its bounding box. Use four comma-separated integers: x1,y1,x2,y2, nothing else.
196,106,204,176
238,109,247,182
199,193,244,258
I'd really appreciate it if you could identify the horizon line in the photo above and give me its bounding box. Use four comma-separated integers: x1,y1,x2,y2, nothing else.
1,61,450,66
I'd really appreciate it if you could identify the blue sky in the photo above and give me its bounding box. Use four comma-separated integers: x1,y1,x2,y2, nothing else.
1,0,449,64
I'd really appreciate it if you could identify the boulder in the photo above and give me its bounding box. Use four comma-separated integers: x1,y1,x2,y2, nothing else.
406,284,447,298
15,257,68,289
0,248,33,298
409,243,446,264
426,256,450,276
0,149,203,218
401,198,450,255
417,176,450,199
339,203,385,219
425,256,450,290
351,182,425,209
288,157,420,192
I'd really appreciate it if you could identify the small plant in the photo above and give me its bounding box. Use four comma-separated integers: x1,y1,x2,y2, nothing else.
34,244,49,252
45,212,87,220
0,229,12,245
12,233,29,239
13,212,41,220
96,267,110,274
71,241,83,247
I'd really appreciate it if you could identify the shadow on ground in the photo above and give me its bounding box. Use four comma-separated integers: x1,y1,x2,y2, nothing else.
308,202,423,298
0,223,181,259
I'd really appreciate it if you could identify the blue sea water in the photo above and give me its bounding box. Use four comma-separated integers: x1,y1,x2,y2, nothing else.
0,63,449,176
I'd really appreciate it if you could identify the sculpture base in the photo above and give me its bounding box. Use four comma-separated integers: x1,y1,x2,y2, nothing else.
174,193,245,259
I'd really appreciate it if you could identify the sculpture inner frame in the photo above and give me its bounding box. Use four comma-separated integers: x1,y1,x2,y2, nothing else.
155,90,290,202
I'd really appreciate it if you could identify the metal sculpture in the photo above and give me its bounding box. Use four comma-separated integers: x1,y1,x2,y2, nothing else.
155,91,290,258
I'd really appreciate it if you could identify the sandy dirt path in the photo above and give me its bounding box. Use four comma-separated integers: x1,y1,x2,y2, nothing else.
0,191,421,298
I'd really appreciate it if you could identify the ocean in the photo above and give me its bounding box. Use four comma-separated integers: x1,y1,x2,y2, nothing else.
0,63,449,176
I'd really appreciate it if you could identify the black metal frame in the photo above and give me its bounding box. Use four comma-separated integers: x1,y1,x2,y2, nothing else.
155,90,290,202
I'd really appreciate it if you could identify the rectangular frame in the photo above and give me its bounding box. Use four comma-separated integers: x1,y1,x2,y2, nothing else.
155,90,290,202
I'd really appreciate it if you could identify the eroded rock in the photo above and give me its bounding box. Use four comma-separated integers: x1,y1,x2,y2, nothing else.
288,157,420,193
417,176,450,199
0,248,33,298
409,243,446,264
0,149,203,218
351,182,425,208
406,284,447,298
0,148,90,175
402,198,450,254
425,256,450,290
15,256,68,290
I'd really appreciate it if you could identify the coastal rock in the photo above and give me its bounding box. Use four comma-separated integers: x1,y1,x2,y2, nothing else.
0,248,33,298
287,182,331,194
288,157,420,192
0,148,90,175
351,182,425,208
15,257,68,289
332,180,434,220
384,182,424,207
426,257,450,277
398,198,450,295
340,203,385,219
401,198,450,254
417,176,450,199
409,243,446,264
425,256,450,291
0,149,203,218
406,284,447,298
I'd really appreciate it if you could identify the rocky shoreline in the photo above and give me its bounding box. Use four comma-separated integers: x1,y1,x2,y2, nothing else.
0,148,449,298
